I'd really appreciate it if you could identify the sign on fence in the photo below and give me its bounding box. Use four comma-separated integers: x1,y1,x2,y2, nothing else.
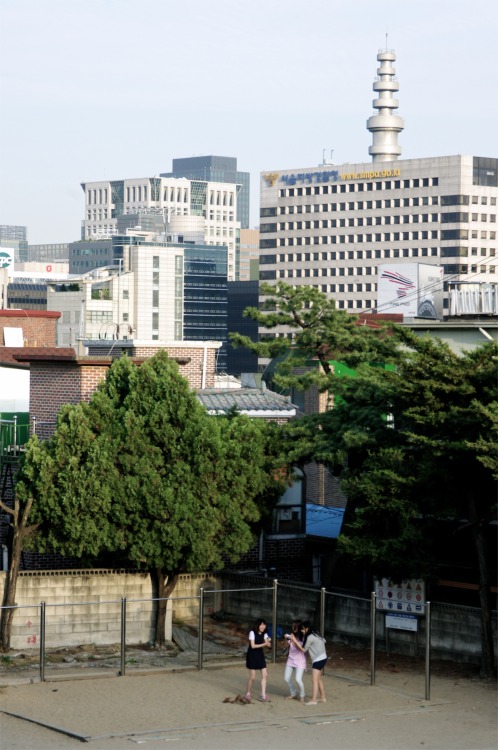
375,578,426,614
385,613,418,632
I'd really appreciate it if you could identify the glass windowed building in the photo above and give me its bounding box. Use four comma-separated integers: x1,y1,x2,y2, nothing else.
162,155,250,230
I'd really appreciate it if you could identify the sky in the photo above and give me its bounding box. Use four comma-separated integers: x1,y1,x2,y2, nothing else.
1,0,497,245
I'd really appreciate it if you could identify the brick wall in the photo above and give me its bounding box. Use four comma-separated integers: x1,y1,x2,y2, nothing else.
27,344,220,436
0,310,59,348
132,346,217,389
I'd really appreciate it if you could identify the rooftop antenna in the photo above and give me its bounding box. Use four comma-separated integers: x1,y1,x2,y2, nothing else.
321,149,334,166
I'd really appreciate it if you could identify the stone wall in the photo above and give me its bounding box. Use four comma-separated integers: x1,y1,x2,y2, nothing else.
0,570,221,650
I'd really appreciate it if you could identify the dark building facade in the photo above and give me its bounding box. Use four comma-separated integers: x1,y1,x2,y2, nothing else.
226,280,259,375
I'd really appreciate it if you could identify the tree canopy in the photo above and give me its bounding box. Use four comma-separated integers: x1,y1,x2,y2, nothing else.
233,283,497,676
16,351,284,644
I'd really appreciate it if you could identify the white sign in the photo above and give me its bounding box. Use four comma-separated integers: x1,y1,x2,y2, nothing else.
377,263,444,319
386,613,418,631
375,578,426,614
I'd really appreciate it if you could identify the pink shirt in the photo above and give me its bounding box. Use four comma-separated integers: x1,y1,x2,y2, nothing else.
286,638,306,669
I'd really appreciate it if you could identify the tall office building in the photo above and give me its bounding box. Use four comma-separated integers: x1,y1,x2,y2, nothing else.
80,175,240,280
162,156,250,229
259,51,497,315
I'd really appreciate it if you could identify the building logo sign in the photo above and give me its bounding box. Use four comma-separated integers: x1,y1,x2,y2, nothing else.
340,168,401,180
0,250,14,269
263,168,402,187
279,170,340,186
263,173,280,187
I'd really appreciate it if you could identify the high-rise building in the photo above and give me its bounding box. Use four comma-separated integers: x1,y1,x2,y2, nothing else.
259,51,497,315
80,175,240,280
162,156,250,229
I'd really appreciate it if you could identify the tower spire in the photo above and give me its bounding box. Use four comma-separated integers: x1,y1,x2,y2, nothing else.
367,49,404,163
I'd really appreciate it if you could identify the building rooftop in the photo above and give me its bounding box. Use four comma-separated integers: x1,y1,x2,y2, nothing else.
197,387,298,419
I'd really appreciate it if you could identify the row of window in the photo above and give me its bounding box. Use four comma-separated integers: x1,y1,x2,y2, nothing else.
261,195,497,218
261,230,495,249
261,247,496,263
262,214,497,232
260,264,495,282
208,212,235,222
278,177,439,198
269,264,495,279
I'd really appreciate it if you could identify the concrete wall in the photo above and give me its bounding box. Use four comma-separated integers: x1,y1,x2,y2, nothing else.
1,570,496,666
219,574,498,666
0,570,222,650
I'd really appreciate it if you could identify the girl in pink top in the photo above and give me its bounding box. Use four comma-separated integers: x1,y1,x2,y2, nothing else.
283,620,307,701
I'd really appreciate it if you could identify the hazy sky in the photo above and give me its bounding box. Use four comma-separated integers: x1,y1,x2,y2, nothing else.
1,0,497,244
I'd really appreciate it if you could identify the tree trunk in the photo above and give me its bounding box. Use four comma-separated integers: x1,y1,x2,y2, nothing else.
0,497,32,651
151,569,179,647
468,494,496,678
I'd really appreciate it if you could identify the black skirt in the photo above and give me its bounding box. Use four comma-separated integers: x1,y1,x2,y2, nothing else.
246,632,267,670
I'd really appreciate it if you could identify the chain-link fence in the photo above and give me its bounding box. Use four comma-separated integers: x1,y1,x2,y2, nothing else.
1,574,496,698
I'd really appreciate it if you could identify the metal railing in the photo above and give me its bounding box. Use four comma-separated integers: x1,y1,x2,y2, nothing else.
1,580,437,699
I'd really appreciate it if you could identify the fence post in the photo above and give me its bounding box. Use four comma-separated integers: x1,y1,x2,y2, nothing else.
120,597,126,676
320,587,326,636
271,579,278,663
370,591,376,686
39,601,45,683
425,601,431,700
13,416,17,457
198,588,204,671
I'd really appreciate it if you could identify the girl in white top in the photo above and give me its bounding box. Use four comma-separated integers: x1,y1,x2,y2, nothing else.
245,619,272,702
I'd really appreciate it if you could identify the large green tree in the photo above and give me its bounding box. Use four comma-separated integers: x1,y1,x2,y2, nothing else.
10,352,283,647
320,332,497,676
233,284,497,677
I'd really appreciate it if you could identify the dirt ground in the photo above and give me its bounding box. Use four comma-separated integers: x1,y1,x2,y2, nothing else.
1,617,496,750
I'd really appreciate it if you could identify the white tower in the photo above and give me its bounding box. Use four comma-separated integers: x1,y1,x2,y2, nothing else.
367,50,404,162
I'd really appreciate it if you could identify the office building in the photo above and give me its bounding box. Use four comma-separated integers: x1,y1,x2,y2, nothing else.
80,175,240,280
162,155,250,229
48,237,228,371
259,51,497,315
27,243,69,263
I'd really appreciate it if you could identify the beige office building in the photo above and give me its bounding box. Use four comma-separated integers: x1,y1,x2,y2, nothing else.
259,52,497,315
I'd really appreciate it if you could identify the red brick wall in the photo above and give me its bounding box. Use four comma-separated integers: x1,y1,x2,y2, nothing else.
0,310,59,348
132,346,217,389
29,345,220,437
30,362,83,438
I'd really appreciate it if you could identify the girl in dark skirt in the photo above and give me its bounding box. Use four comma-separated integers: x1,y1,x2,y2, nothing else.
245,619,272,702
